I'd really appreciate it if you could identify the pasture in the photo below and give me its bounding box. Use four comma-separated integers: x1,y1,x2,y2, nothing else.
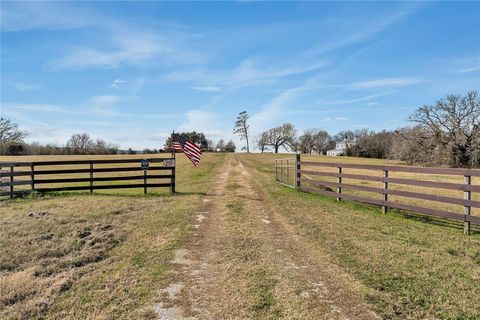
1,153,479,319
243,153,480,319
0,153,226,319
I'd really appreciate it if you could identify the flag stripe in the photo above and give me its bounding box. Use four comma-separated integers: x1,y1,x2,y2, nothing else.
172,133,202,167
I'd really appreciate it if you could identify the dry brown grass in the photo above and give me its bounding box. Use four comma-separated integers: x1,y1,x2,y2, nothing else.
0,153,226,319
281,153,480,218
1,153,218,196
240,153,480,319
169,154,375,319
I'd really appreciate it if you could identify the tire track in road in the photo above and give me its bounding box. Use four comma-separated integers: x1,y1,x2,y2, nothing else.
155,154,377,319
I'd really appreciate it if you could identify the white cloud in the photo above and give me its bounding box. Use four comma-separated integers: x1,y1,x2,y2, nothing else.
317,91,395,105
110,79,127,89
228,58,327,87
348,78,422,89
54,31,164,69
87,95,123,115
2,103,71,114
178,109,232,141
12,82,43,92
367,102,380,106
335,116,348,121
163,57,328,92
456,66,480,74
249,89,298,132
190,85,221,92
1,2,95,31
304,4,421,58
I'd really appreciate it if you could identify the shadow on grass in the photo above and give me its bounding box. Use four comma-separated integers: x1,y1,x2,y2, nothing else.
293,188,480,236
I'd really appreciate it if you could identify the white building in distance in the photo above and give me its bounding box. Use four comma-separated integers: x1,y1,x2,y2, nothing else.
326,141,355,156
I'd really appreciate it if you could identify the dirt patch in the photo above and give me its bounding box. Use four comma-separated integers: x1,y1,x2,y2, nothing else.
154,154,377,319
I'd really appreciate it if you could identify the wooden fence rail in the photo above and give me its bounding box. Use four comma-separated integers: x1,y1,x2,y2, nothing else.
275,154,480,234
0,157,176,198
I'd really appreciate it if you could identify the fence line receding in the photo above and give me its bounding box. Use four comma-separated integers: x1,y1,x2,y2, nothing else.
275,154,480,234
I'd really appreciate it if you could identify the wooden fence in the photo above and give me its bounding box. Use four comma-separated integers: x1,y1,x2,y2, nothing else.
276,154,480,234
0,157,176,198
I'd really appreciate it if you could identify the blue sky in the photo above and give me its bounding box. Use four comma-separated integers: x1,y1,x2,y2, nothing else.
1,1,479,150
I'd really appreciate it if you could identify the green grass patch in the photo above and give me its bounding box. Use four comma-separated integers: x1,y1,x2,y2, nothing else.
239,153,480,320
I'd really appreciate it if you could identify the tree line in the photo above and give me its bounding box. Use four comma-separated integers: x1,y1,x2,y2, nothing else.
0,125,237,156
0,128,121,155
1,91,478,167
233,91,479,168
163,132,236,153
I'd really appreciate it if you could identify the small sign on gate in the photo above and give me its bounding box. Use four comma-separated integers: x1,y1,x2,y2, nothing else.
163,159,175,167
141,159,149,170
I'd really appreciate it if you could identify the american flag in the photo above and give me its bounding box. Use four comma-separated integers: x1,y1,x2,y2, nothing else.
172,133,202,167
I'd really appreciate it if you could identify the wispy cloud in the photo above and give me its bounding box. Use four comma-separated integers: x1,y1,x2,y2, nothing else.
87,95,124,116
317,91,395,105
54,31,164,69
110,79,127,89
348,78,422,89
12,82,43,92
1,2,95,31
249,75,321,132
178,109,228,139
456,66,480,74
303,4,422,58
190,85,221,92
2,103,72,114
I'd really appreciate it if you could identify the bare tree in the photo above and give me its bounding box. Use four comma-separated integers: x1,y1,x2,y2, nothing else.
225,140,236,152
265,123,297,153
333,130,355,143
216,139,226,152
298,129,331,154
67,133,94,153
206,139,214,152
0,117,28,143
311,129,330,155
349,129,394,159
233,111,250,153
255,132,270,153
298,131,314,154
409,91,480,167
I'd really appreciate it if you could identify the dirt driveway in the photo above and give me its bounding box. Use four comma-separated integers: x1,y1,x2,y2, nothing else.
155,154,377,319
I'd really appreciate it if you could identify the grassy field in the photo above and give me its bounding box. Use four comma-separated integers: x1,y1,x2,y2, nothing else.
241,153,480,319
278,154,480,218
0,153,207,196
0,153,226,319
1,152,479,319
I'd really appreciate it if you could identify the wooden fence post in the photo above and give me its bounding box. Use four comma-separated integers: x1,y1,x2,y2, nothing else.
382,169,389,214
296,154,301,189
170,159,176,193
464,175,471,235
9,166,14,199
281,160,284,184
144,169,147,194
336,166,342,201
89,162,94,194
31,164,35,192
286,160,290,186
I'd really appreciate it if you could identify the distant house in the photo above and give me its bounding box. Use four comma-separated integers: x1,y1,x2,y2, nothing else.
326,141,354,156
